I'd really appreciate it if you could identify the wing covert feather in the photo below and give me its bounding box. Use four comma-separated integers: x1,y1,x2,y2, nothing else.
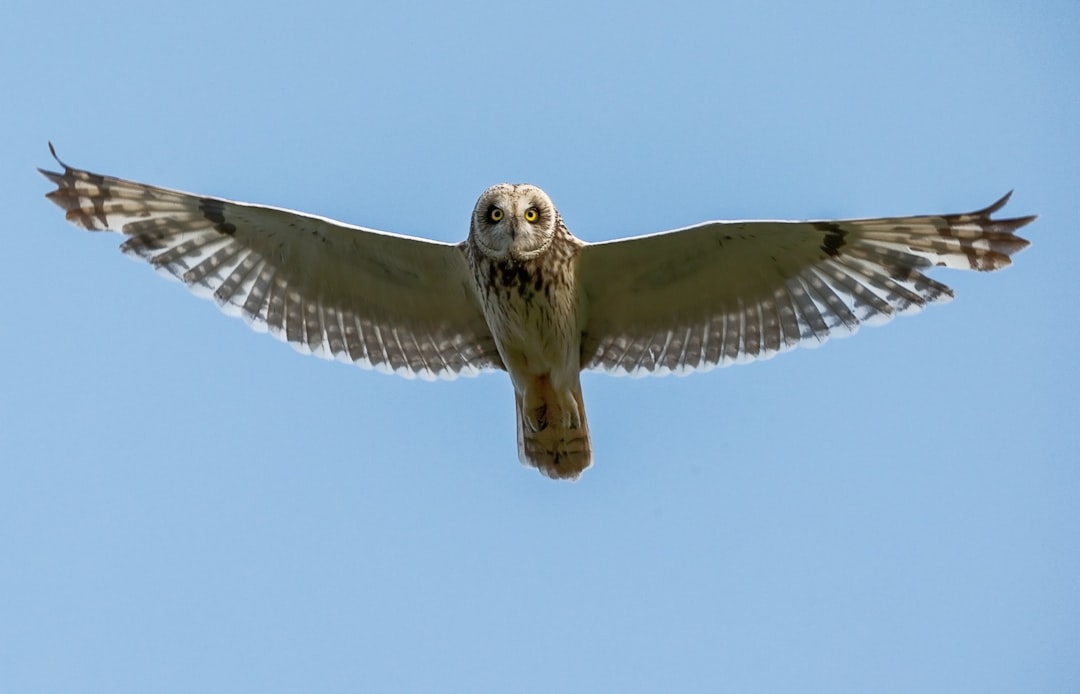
577,195,1033,376
40,148,501,379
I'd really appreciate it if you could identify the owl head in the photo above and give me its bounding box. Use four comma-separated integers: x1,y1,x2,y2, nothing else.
469,184,558,261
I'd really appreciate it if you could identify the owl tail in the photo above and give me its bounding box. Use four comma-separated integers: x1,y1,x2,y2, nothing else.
515,376,592,480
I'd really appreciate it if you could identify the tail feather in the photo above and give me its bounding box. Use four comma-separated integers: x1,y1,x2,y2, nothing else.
515,378,591,480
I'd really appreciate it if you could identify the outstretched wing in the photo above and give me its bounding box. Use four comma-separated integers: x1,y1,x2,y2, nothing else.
577,194,1034,376
40,145,502,380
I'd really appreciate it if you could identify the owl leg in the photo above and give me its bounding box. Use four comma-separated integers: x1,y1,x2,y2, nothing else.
515,374,592,480
521,382,548,433
520,375,583,431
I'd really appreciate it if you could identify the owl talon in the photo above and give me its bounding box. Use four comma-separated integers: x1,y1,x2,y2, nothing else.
556,390,581,430
522,406,545,433
522,387,547,432
529,405,548,432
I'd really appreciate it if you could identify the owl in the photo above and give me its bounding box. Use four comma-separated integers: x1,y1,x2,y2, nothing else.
40,145,1034,480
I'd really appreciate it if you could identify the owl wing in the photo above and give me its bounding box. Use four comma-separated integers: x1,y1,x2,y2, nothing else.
577,194,1034,376
40,146,502,380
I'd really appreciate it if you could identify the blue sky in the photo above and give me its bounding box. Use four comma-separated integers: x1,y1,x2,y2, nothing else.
2,1,1077,692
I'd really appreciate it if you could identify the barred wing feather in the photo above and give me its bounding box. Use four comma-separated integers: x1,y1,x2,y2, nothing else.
578,195,1033,376
39,147,502,380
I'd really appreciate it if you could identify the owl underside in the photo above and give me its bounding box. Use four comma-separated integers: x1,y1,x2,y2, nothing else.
466,225,593,479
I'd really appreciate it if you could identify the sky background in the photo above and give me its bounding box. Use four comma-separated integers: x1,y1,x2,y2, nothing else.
2,1,1077,692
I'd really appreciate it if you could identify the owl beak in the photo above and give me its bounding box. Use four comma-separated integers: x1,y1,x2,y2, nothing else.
507,219,519,240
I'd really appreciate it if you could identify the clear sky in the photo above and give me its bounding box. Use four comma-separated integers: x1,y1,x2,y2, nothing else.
2,1,1077,692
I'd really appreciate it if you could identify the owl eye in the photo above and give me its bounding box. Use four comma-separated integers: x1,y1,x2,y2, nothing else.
487,206,504,223
524,207,539,223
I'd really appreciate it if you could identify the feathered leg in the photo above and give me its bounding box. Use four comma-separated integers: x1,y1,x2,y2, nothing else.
515,374,591,480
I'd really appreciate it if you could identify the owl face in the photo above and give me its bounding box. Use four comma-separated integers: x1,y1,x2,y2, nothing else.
469,184,557,261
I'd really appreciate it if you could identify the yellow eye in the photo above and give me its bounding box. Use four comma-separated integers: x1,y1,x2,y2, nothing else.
487,206,504,223
524,207,539,223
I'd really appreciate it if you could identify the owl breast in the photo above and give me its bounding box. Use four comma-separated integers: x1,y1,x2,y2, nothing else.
469,235,584,391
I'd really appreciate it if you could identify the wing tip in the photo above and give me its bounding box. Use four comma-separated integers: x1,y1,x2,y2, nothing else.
979,190,1013,216
975,190,1037,231
38,141,69,178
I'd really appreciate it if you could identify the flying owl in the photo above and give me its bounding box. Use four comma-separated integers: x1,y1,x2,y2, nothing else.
39,145,1034,480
